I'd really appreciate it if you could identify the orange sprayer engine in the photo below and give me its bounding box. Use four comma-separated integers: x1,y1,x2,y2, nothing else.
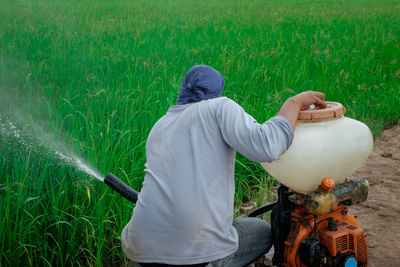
249,177,369,267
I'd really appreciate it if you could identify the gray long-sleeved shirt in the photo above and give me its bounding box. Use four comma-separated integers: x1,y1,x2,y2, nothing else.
121,97,293,264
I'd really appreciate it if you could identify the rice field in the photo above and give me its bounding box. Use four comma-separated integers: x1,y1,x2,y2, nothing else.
0,0,399,265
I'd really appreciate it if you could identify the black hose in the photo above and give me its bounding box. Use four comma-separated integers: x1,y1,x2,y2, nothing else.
104,173,139,203
248,201,277,217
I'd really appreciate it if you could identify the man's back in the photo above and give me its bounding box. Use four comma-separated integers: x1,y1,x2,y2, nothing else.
121,97,293,265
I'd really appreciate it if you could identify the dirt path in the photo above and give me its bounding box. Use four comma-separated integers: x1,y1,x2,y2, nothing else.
348,123,400,266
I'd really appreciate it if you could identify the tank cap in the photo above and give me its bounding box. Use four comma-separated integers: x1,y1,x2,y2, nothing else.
321,177,335,192
298,101,346,122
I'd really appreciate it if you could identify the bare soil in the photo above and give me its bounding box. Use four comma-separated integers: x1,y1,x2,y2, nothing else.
251,122,400,267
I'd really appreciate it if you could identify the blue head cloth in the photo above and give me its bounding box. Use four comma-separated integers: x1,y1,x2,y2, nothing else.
176,65,225,105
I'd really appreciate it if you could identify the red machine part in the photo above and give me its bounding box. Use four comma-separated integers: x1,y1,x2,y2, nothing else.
283,205,368,267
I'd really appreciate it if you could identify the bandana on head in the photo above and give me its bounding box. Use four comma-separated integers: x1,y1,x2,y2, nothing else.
176,65,225,105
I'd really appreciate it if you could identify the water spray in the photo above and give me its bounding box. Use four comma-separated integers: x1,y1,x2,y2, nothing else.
1,117,139,203
104,173,139,203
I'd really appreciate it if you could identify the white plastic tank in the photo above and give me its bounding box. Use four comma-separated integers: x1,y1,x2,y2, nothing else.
260,102,373,194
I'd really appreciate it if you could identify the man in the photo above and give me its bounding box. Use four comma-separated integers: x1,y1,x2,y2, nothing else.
121,65,325,266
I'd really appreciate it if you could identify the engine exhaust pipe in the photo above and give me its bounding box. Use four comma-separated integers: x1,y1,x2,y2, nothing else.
104,173,139,203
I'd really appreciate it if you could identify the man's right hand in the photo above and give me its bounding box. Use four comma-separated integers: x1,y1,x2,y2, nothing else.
278,90,326,130
289,91,326,110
